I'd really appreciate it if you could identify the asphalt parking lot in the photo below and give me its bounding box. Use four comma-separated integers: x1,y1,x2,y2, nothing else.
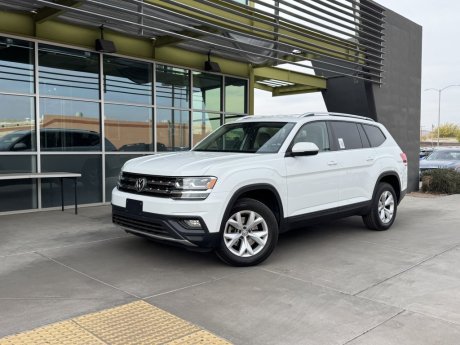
1,194,460,344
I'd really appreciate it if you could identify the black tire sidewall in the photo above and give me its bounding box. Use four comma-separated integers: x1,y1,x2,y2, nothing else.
216,198,278,266
372,183,397,230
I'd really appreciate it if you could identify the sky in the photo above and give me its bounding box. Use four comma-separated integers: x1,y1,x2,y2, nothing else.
254,0,460,130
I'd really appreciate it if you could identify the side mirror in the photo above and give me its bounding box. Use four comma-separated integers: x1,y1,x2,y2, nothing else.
12,142,27,151
289,142,320,157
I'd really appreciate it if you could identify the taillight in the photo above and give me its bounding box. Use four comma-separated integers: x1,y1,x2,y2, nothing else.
400,152,407,166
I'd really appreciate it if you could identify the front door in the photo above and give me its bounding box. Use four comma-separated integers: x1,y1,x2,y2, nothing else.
285,121,342,218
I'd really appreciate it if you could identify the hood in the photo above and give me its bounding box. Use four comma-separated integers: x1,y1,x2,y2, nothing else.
123,151,264,176
419,159,459,169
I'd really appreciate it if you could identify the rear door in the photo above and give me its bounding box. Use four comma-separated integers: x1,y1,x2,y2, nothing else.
285,121,342,217
329,121,376,204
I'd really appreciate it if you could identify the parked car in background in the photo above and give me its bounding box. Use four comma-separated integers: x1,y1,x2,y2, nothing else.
419,148,460,177
420,147,434,160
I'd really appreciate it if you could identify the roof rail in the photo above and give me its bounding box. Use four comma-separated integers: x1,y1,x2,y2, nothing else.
301,112,375,122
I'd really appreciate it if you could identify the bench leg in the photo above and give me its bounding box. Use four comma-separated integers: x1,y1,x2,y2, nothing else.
74,178,78,215
60,177,64,212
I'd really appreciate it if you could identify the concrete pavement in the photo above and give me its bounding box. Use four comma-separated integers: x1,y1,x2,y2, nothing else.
1,194,460,344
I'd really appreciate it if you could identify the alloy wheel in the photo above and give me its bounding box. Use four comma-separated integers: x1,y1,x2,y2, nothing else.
223,210,268,257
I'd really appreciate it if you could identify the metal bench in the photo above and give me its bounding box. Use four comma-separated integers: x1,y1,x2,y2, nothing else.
0,172,81,214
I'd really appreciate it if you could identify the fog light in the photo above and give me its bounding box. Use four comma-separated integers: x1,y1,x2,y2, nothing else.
183,219,202,229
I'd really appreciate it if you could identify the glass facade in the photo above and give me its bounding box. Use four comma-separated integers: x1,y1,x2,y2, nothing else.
0,35,248,212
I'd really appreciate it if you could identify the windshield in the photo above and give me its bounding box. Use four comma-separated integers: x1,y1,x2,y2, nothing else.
194,122,295,153
0,132,26,150
426,150,460,161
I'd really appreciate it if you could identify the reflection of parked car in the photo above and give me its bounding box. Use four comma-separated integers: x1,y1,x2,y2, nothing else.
119,142,167,152
0,128,116,151
419,148,460,178
0,129,115,187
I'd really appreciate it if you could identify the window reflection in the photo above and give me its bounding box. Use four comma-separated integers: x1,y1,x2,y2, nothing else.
225,77,247,114
39,44,99,99
41,155,102,207
192,112,221,145
225,114,245,124
105,154,143,201
104,56,152,105
157,109,190,151
193,72,222,111
0,37,34,94
0,95,35,151
0,155,38,211
156,65,190,108
104,104,153,152
39,98,100,151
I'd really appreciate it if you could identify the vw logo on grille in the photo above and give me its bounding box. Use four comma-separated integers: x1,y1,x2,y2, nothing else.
135,177,147,193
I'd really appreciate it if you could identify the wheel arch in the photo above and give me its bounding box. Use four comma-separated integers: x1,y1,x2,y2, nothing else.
374,171,402,203
221,184,285,233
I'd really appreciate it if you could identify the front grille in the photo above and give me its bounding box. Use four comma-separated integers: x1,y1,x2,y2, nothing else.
113,213,173,238
118,172,177,198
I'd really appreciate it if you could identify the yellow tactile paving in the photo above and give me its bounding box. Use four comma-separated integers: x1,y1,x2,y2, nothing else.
0,301,232,345
0,320,104,345
74,301,201,345
166,330,231,345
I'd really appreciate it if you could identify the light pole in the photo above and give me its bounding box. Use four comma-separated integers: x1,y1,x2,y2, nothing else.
425,85,460,147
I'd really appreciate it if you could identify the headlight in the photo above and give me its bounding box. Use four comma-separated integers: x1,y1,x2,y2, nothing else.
172,177,217,200
116,170,123,189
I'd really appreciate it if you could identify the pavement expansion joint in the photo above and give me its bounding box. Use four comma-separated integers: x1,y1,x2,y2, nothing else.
0,301,231,345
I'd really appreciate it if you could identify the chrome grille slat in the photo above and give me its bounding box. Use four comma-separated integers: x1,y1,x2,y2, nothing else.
118,172,177,198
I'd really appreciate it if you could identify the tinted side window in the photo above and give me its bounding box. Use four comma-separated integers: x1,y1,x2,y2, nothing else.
357,124,371,148
363,124,386,147
330,122,363,150
293,121,330,152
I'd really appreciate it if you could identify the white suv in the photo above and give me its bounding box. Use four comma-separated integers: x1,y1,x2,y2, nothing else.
112,113,408,266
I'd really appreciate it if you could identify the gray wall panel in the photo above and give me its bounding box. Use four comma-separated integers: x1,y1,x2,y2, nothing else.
314,9,422,192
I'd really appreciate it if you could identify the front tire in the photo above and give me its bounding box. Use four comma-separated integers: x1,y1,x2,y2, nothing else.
362,182,397,231
216,198,278,266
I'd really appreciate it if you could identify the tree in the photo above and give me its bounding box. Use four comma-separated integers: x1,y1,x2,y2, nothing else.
431,123,460,138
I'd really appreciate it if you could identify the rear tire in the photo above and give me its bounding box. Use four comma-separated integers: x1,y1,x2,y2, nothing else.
216,198,278,266
362,182,397,231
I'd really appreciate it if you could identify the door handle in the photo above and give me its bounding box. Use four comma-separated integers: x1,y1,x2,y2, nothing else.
327,161,338,166
366,157,375,162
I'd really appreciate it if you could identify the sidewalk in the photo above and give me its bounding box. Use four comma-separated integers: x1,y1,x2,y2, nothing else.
1,195,460,344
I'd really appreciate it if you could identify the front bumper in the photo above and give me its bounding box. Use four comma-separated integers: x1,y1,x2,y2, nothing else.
112,205,220,250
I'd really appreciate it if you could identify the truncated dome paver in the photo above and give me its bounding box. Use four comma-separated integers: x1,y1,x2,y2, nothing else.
0,301,231,345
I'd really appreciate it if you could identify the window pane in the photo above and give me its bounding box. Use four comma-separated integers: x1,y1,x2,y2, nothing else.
225,77,247,114
363,124,386,147
156,65,190,108
357,124,371,148
39,98,100,151
330,121,363,150
225,114,245,124
157,109,190,151
0,155,38,211
193,72,222,111
0,95,35,151
104,56,152,105
192,112,221,145
39,44,99,99
41,154,102,207
105,154,144,201
0,37,34,94
293,121,330,151
105,104,153,152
